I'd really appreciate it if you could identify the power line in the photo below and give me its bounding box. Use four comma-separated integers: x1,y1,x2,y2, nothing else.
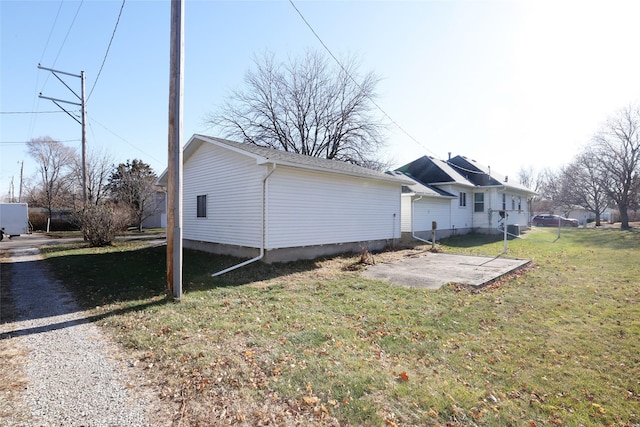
39,0,64,64
87,0,126,102
0,139,80,145
288,0,439,159
86,115,163,164
51,0,84,69
1,110,74,115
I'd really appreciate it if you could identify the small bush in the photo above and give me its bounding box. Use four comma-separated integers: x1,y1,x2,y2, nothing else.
76,204,129,247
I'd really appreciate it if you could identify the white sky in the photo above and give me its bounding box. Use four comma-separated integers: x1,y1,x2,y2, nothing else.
2,0,640,198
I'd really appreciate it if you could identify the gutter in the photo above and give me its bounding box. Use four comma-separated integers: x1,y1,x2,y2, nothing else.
212,163,277,277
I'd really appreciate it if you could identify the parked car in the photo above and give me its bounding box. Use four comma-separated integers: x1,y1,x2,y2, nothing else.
532,214,579,227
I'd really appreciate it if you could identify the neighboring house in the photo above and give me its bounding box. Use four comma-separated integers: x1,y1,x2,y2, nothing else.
564,205,616,224
394,155,537,238
157,134,411,263
141,187,167,229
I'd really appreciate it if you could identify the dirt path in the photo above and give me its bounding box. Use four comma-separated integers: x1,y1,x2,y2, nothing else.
0,245,168,426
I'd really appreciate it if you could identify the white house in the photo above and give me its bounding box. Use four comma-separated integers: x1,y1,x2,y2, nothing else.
394,155,537,238
158,135,411,263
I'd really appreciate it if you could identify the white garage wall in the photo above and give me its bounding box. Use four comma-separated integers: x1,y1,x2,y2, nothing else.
183,143,263,248
266,167,401,249
405,196,452,232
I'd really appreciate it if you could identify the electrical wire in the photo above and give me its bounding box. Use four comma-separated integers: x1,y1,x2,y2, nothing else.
29,1,65,138
50,0,84,69
288,0,439,159
39,0,64,64
1,111,73,115
87,114,163,164
445,160,487,175
0,139,80,145
87,0,126,102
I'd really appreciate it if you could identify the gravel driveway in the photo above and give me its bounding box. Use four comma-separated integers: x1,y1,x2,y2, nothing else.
1,240,167,426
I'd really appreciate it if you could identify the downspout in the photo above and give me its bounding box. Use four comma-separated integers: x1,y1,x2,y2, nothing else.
411,195,434,245
212,164,276,277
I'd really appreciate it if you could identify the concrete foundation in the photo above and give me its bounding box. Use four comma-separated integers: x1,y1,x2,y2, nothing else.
183,238,396,263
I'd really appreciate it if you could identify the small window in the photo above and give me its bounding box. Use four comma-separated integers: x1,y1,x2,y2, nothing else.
474,193,484,212
518,197,522,211
197,195,207,218
511,196,516,210
502,193,506,210
459,192,467,207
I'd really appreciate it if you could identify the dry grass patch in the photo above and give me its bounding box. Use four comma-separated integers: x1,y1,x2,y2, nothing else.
38,229,640,426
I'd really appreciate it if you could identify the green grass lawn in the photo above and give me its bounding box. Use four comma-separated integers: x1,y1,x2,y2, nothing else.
39,227,640,426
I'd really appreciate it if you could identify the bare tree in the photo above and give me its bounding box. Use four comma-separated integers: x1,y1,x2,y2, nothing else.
107,159,159,231
593,105,640,229
26,136,77,218
541,166,577,216
208,49,387,168
74,147,114,206
516,165,545,217
564,149,610,226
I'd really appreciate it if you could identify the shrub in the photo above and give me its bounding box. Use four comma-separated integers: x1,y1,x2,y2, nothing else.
76,204,129,247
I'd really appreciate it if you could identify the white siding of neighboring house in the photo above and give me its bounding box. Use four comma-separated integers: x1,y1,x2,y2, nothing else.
474,188,530,231
401,196,451,233
183,142,264,248
265,167,401,249
438,184,473,231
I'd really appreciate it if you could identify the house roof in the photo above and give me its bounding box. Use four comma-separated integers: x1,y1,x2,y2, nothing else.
393,155,537,196
448,155,537,194
394,156,475,188
386,171,456,198
158,134,413,186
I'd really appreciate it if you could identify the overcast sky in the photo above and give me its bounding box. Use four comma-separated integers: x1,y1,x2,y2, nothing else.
2,0,640,199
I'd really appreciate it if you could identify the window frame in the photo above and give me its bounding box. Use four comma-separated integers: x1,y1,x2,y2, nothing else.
196,194,207,218
459,191,467,207
474,192,484,213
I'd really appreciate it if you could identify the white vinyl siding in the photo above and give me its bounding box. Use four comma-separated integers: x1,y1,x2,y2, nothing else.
402,196,451,232
183,143,263,247
265,167,401,249
439,185,472,230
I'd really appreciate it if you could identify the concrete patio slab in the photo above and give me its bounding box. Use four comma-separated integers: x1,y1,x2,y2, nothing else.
362,252,531,289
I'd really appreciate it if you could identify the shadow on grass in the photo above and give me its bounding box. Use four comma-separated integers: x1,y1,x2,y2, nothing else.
0,297,169,340
40,244,324,308
2,244,324,338
565,226,640,250
439,232,510,248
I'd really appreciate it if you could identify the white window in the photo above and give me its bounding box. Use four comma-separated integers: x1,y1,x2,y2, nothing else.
474,193,484,212
459,192,467,207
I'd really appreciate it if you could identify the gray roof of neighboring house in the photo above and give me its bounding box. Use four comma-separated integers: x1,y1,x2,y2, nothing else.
387,171,456,198
448,155,536,194
394,156,476,188
394,155,537,196
158,134,413,186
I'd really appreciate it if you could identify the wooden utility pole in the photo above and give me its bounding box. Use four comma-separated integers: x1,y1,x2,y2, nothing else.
18,161,24,203
167,0,184,300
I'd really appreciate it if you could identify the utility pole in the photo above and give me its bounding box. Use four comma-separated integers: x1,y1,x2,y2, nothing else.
167,0,184,300
18,161,24,203
37,65,88,207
